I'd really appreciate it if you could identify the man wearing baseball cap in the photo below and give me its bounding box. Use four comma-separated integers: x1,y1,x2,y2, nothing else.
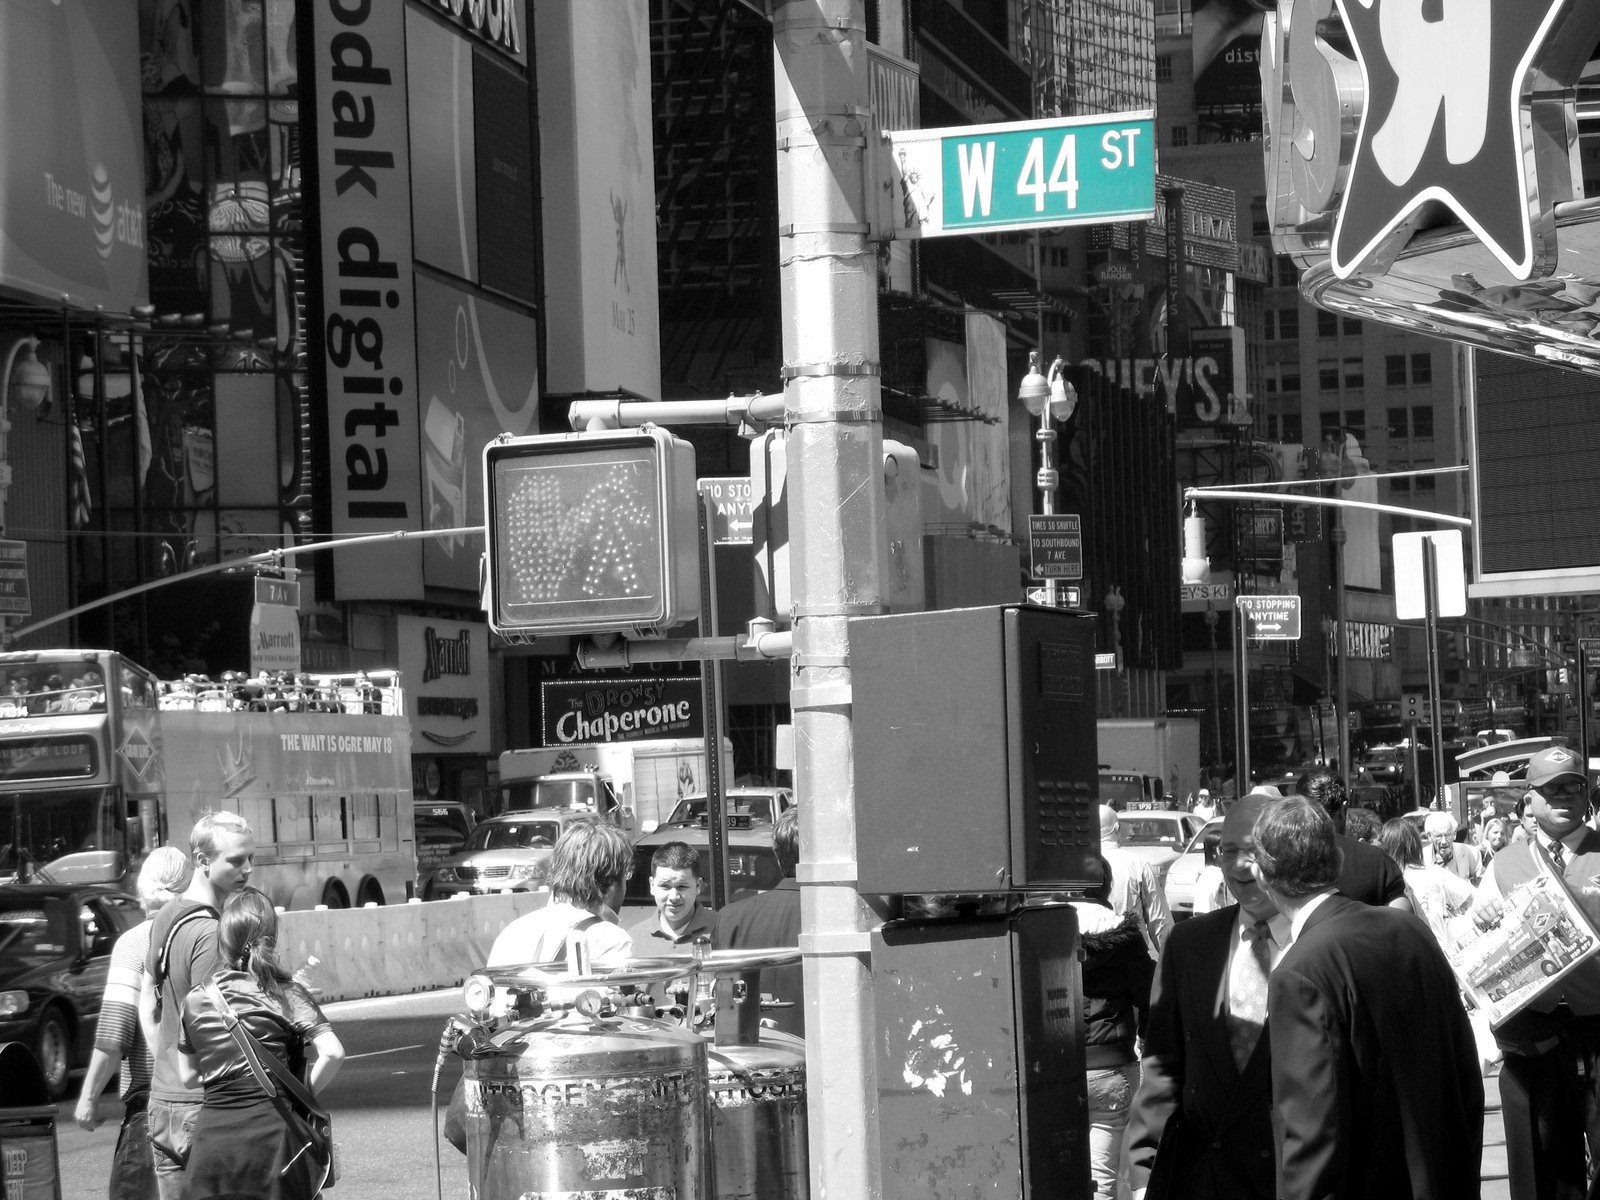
1474,743,1600,1200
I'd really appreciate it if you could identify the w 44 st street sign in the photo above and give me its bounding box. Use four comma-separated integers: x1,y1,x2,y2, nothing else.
1237,594,1302,641
878,111,1156,239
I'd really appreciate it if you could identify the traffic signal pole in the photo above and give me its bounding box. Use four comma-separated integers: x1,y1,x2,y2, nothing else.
773,4,889,1196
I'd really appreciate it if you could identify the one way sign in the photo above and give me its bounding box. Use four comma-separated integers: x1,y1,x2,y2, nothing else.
1237,594,1301,641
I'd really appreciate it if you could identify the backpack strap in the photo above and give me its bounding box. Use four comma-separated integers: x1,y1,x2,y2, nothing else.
151,907,214,1021
551,914,602,964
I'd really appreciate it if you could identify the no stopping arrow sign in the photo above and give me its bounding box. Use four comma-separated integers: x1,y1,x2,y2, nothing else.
1237,594,1302,640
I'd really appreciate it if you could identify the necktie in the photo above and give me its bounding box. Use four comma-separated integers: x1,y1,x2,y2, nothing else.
1227,921,1274,1071
1550,839,1567,872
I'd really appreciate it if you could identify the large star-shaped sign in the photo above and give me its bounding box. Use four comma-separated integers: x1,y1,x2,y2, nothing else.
1330,0,1596,280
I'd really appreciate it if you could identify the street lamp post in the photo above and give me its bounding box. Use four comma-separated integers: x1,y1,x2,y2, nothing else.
1332,519,1350,790
1017,351,1077,607
1205,604,1224,771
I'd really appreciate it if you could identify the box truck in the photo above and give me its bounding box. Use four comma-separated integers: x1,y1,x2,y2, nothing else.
1096,718,1203,807
497,737,734,834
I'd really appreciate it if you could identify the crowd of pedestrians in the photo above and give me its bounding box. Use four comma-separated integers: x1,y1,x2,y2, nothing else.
1105,744,1600,1200
71,743,1600,1200
73,811,342,1200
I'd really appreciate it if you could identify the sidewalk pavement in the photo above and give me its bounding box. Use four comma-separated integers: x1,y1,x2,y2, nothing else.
1484,1065,1509,1200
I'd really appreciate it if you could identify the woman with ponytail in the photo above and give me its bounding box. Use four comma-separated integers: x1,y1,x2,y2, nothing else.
177,888,344,1199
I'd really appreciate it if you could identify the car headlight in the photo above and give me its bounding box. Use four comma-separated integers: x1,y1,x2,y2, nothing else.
506,862,545,883
0,990,28,1018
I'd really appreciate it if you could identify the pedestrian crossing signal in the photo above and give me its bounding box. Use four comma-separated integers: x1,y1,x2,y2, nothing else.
483,427,701,640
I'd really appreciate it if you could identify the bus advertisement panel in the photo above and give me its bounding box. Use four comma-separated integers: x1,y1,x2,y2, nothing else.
161,707,415,911
0,652,415,910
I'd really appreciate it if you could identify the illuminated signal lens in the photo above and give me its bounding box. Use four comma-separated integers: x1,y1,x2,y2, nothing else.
484,428,700,637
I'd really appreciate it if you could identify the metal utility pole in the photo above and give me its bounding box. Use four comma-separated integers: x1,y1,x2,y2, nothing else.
1422,536,1447,804
1333,517,1350,790
772,4,888,1196
1235,603,1251,793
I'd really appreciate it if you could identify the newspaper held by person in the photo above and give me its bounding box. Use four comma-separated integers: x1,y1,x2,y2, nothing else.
1446,842,1600,1028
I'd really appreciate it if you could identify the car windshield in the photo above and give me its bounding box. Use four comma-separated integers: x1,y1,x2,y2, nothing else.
464,819,561,852
623,845,784,908
0,897,73,968
501,780,601,811
415,808,471,844
665,795,778,826
1099,778,1144,806
1118,818,1186,848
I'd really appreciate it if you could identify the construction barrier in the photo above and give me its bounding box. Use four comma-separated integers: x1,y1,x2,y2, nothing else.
275,892,552,1002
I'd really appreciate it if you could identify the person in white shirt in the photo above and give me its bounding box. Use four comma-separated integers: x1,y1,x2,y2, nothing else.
1098,805,1173,959
1375,817,1475,948
488,816,636,970
1191,788,1217,822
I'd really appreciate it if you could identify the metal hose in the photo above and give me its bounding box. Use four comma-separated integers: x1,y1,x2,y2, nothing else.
432,1017,472,1200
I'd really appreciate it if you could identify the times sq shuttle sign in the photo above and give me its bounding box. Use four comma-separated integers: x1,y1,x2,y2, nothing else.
1264,0,1600,377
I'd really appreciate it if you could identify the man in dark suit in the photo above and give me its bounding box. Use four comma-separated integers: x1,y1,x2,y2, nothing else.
715,808,803,1037
1298,767,1409,909
1124,793,1288,1200
1253,796,1483,1200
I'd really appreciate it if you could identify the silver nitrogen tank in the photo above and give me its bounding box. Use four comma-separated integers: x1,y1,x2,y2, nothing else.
707,1028,808,1200
463,1008,710,1199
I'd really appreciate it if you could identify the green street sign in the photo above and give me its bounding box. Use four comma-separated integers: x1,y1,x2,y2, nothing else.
879,111,1155,239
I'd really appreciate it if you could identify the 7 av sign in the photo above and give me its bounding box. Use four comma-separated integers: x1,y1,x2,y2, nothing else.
1237,594,1302,641
879,111,1156,239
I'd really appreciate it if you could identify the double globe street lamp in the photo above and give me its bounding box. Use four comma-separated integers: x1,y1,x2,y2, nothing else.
1017,350,1077,607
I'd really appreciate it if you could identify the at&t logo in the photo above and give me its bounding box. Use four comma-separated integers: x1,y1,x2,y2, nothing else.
43,162,146,261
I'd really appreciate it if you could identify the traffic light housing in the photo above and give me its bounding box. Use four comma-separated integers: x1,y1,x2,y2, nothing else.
483,427,701,640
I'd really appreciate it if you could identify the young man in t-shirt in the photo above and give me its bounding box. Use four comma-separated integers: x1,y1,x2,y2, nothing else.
635,842,716,948
139,811,255,1200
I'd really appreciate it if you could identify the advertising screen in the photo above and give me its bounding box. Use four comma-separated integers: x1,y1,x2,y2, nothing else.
0,0,148,311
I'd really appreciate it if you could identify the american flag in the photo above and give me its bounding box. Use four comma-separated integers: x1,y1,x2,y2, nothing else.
68,416,92,530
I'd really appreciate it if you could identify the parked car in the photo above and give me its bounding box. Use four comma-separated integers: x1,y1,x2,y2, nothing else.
1163,818,1224,919
652,787,794,833
423,811,565,900
0,883,144,1097
1112,810,1206,891
620,816,787,932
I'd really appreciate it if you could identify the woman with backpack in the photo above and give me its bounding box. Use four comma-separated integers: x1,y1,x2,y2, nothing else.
178,888,344,1199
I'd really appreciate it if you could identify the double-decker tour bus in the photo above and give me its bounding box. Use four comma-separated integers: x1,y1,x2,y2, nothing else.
0,650,415,909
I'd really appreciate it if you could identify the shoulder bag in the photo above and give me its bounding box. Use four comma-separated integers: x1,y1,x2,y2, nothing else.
204,982,337,1191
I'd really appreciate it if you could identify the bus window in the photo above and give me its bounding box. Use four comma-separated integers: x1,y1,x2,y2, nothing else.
274,796,312,845
314,795,346,843
117,666,158,711
237,796,275,847
0,788,119,880
350,794,380,842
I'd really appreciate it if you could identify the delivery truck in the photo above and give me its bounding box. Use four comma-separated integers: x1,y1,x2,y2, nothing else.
1096,717,1202,807
497,737,735,834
